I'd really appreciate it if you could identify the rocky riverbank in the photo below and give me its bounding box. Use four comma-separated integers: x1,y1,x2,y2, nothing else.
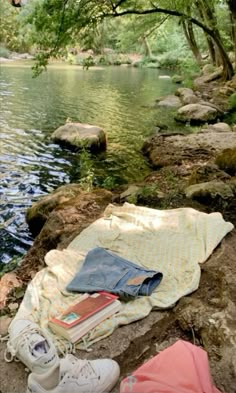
0,70,235,393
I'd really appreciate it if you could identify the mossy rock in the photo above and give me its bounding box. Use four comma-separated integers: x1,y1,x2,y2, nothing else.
26,184,83,236
188,164,230,186
215,148,236,176
51,122,107,152
113,60,122,66
172,75,183,84
146,62,160,69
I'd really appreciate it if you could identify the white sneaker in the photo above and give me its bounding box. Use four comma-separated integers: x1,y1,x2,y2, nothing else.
27,354,120,393
5,319,59,374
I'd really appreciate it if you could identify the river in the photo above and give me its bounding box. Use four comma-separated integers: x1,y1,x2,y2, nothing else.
0,62,177,268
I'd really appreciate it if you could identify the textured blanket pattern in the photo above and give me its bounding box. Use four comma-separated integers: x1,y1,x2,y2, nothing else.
14,203,234,351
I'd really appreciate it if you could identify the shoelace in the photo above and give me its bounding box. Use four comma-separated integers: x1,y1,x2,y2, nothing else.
69,359,99,381
4,324,52,363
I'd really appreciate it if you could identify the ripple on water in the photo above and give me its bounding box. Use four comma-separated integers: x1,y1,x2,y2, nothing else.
0,65,176,267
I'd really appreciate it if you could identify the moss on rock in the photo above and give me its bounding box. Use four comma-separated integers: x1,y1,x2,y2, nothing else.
215,148,236,176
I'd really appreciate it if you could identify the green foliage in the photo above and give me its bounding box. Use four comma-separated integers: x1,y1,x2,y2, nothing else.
126,193,138,204
82,55,95,69
157,51,180,69
178,56,200,75
102,176,119,190
182,78,194,89
138,184,160,197
0,0,32,52
0,46,11,58
79,147,95,192
229,92,236,110
66,52,76,64
6,0,235,80
0,257,21,277
32,52,49,77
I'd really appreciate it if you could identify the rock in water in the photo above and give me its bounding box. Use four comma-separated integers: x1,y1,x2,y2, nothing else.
175,103,220,123
51,122,107,153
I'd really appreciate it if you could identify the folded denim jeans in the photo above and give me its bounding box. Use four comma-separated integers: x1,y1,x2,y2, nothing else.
66,247,163,300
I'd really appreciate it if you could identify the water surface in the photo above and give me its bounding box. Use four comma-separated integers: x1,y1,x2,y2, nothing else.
0,63,177,266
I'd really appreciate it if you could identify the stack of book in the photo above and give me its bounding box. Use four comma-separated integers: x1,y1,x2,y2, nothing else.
49,292,121,343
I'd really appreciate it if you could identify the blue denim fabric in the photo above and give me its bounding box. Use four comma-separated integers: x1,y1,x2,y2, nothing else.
66,247,163,300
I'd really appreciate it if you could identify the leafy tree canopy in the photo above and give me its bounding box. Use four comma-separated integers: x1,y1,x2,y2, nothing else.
5,0,236,79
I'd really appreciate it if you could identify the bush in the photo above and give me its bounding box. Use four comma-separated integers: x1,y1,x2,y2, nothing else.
98,55,110,65
229,92,236,111
156,52,180,69
66,53,76,64
79,148,95,191
133,56,160,69
121,56,132,65
102,176,120,190
177,56,200,75
82,55,95,69
0,46,10,58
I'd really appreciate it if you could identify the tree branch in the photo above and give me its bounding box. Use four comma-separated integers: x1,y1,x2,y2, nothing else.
113,0,128,11
103,7,216,39
144,15,169,39
53,0,70,52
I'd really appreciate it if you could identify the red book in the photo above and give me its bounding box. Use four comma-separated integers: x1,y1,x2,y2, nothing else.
49,292,121,343
50,292,118,329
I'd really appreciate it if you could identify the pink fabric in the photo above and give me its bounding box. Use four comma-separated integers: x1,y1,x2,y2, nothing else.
120,340,222,393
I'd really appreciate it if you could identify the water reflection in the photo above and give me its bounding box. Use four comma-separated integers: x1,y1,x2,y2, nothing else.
0,64,176,266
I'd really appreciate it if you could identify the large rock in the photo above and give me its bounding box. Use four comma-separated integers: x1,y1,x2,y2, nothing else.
202,64,215,75
188,164,231,185
175,87,199,105
142,131,236,168
51,122,107,152
194,67,223,87
175,103,220,123
158,75,171,79
185,180,236,201
26,184,111,237
227,74,236,90
208,122,232,133
175,87,195,97
171,74,183,84
157,95,182,108
18,186,112,282
26,184,84,236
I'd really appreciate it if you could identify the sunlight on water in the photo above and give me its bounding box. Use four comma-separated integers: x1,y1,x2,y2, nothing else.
0,63,176,265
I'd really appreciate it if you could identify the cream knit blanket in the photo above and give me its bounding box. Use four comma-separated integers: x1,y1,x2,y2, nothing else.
14,203,234,351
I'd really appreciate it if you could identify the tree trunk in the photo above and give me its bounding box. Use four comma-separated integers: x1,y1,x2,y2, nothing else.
199,1,221,66
142,36,152,58
227,0,236,65
195,0,233,78
182,20,202,65
213,30,234,80
206,36,216,65
110,4,234,80
194,1,217,64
